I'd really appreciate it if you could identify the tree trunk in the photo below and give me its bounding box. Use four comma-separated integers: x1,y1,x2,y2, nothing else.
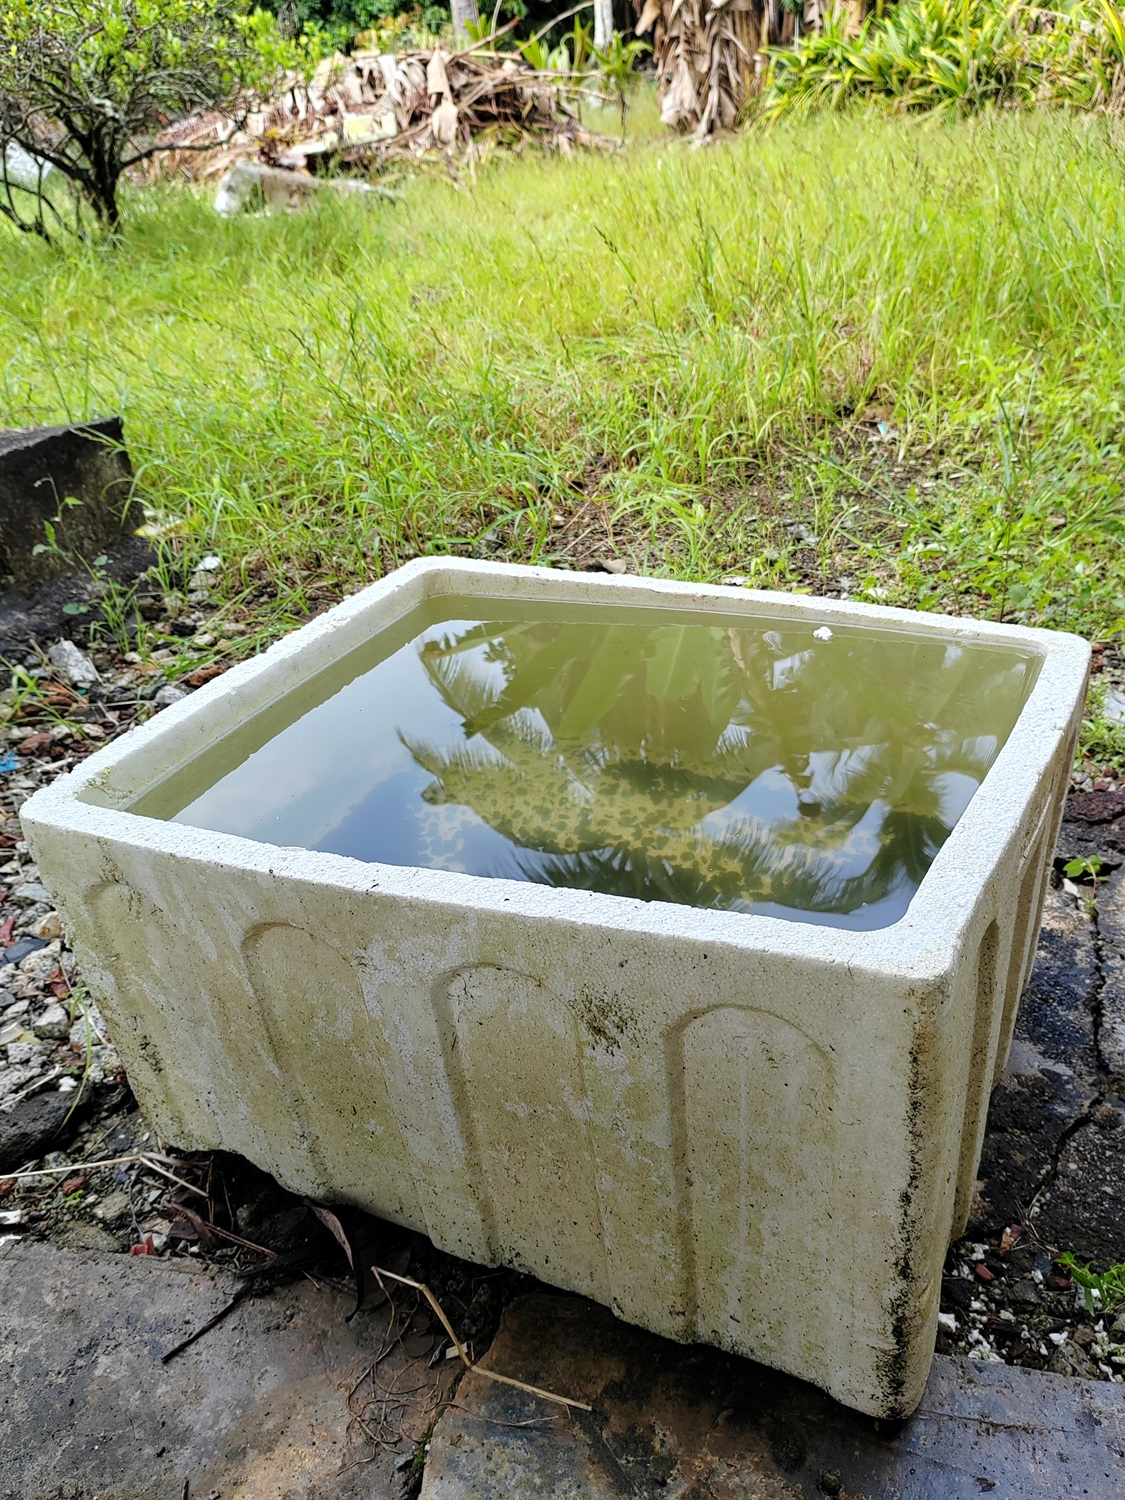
594,0,614,49
451,0,480,40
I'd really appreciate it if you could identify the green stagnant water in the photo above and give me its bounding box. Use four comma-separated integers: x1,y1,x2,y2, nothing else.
159,599,1040,930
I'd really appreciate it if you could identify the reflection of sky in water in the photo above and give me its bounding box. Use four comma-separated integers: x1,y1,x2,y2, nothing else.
172,612,1035,931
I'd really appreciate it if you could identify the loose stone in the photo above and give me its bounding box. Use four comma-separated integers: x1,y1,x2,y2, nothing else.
32,1004,69,1040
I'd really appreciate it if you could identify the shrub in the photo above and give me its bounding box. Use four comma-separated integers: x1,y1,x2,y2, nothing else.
0,0,309,235
762,0,1125,118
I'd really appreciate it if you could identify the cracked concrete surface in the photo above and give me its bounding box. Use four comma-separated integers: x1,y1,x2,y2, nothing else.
967,791,1125,1264
421,1293,1125,1500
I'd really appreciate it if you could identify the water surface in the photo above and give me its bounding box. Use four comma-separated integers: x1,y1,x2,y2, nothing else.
163,602,1039,929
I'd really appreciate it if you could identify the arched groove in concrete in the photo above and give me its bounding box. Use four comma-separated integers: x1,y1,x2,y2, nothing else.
669,1004,836,1361
952,919,1002,1235
436,964,609,1298
242,922,422,1222
83,881,210,1145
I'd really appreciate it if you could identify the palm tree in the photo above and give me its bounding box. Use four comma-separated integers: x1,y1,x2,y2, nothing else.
399,614,1028,921
635,0,870,135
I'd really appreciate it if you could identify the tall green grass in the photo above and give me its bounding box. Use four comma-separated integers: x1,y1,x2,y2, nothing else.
2,106,1125,645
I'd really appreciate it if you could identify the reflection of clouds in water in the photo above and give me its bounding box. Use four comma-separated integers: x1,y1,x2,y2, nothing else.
176,621,480,848
418,804,475,871
933,771,981,827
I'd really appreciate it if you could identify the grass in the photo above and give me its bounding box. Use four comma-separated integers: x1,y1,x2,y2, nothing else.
2,101,1125,746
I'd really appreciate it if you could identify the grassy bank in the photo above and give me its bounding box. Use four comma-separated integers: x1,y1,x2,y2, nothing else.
2,107,1124,681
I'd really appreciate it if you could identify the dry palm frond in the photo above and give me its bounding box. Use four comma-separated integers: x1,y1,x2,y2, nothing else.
144,43,614,184
637,0,865,136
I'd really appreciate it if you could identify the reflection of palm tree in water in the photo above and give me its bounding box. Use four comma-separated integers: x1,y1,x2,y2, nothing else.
402,617,1031,916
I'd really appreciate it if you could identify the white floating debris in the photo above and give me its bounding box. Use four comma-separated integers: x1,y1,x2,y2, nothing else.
813,626,833,642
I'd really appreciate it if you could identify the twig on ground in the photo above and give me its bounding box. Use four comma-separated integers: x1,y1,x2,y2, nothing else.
162,1282,257,1363
372,1264,592,1412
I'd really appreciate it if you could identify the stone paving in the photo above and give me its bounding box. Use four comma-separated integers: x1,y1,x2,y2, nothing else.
956,802,1125,1267
423,1292,1125,1500
2,1246,1122,1499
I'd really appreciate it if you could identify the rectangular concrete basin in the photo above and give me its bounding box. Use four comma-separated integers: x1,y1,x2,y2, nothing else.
21,560,1089,1417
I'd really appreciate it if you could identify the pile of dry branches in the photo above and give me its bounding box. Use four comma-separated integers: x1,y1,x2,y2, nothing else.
149,43,612,183
636,0,864,135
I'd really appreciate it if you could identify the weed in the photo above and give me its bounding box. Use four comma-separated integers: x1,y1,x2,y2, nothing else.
1063,853,1103,914
1055,1251,1125,1313
763,0,1125,119
1080,683,1125,775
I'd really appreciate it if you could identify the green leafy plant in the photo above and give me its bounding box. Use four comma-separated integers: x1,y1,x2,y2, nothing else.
1064,853,1103,883
763,0,1125,120
0,0,318,236
1056,1251,1125,1313
1063,853,1103,914
1079,684,1125,776
595,31,649,139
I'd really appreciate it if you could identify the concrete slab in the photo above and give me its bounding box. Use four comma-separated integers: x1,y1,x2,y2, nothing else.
423,1292,1125,1500
0,1240,450,1500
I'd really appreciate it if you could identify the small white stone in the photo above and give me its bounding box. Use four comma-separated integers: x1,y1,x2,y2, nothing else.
937,1312,957,1334
19,946,61,980
47,640,100,688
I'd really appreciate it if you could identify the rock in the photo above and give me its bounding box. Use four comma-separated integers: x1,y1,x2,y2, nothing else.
1047,1339,1099,1379
30,912,61,941
32,1004,69,1041
0,1064,38,1103
1103,687,1125,727
11,883,51,905
0,419,139,594
152,684,188,709
3,142,55,192
1007,1278,1042,1308
0,1086,89,1171
86,1044,122,1084
5,1040,47,1068
92,1189,132,1223
69,1005,105,1048
188,554,222,592
46,640,99,688
18,946,61,981
214,161,376,216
